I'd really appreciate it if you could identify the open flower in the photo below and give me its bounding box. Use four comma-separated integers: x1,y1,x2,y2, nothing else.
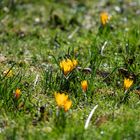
55,92,68,107
55,92,72,111
100,12,109,26
15,88,21,99
124,78,133,90
60,58,78,75
3,69,13,77
81,80,88,92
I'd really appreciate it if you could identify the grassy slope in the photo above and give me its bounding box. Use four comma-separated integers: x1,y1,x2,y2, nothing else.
0,0,140,139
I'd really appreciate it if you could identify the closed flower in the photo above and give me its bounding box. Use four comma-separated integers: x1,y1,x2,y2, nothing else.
81,80,88,92
100,12,109,26
15,88,21,99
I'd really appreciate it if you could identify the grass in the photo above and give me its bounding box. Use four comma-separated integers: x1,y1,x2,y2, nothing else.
0,0,140,139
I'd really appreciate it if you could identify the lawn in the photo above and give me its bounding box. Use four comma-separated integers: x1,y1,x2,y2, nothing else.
0,0,140,139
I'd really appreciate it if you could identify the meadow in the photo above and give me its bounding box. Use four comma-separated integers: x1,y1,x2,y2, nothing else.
0,0,140,139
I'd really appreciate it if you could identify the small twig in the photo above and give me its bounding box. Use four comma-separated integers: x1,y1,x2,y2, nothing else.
84,105,98,130
77,67,92,74
68,27,79,39
124,90,128,94
101,41,108,56
34,74,39,88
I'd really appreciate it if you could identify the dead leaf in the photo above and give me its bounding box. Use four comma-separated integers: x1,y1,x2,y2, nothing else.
95,115,108,127
0,54,7,63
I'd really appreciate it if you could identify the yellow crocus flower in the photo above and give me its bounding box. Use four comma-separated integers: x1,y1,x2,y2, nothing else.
124,78,133,90
60,58,78,75
15,88,21,99
54,92,72,111
55,92,68,107
64,100,72,112
100,12,109,26
81,80,88,92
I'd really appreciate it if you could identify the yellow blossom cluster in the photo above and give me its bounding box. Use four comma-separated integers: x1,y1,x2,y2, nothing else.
55,92,72,111
60,58,78,75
